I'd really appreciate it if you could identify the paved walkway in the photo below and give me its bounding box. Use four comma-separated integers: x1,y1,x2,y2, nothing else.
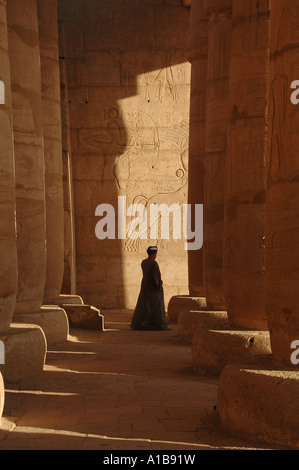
0,311,273,451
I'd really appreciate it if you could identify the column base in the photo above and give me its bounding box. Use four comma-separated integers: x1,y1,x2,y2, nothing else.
14,306,69,346
61,304,104,330
0,324,46,384
218,357,299,449
51,294,104,330
177,309,227,344
191,311,271,376
167,295,207,323
53,294,84,305
0,372,4,418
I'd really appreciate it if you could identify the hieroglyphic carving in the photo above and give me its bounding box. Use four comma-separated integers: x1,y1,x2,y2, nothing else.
122,119,189,253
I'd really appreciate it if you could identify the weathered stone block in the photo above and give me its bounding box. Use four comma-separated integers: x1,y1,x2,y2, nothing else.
167,295,207,323
218,360,299,449
0,324,47,384
62,304,104,330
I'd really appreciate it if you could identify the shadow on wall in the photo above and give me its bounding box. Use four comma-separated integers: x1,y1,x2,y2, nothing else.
58,0,191,309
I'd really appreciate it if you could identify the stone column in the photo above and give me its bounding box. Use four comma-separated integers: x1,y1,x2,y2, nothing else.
203,0,231,311
52,19,103,331
190,0,231,365
167,0,207,326
223,0,269,332
7,0,68,346
0,372,4,418
36,0,65,305
0,0,17,333
0,0,17,405
264,1,299,364
186,0,206,300
0,0,46,385
209,0,271,363
218,0,299,449
58,21,78,299
60,59,77,297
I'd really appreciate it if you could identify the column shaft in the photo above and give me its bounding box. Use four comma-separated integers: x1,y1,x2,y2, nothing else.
203,0,232,310
7,0,46,314
223,0,269,330
7,0,69,345
186,0,208,297
0,0,18,331
37,0,65,304
265,0,299,364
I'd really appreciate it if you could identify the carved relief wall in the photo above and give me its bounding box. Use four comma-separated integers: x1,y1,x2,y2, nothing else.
59,0,191,308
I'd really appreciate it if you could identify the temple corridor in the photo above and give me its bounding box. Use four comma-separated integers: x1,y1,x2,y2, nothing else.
0,312,275,450
1,0,299,452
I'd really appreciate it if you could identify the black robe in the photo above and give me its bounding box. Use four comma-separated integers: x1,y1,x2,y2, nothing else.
130,257,168,330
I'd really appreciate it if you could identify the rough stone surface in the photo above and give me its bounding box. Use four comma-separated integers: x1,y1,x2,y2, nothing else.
223,0,268,331
177,310,212,344
37,0,65,305
185,0,208,297
14,307,69,346
0,324,46,384
202,0,231,310
0,373,4,418
265,0,299,364
193,328,271,376
62,304,104,330
57,294,84,305
59,52,77,295
218,360,299,449
7,0,47,315
167,295,206,323
0,0,18,331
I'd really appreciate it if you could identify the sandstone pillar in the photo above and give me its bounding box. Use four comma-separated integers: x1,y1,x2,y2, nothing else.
60,57,77,297
264,1,299,364
36,0,65,305
203,0,231,311
0,0,16,405
190,0,232,364
192,0,271,374
0,0,46,385
7,0,68,346
178,0,235,346
186,0,206,300
0,372,4,418
195,0,272,368
59,22,79,299
218,0,299,449
167,0,207,324
223,0,268,332
0,0,17,333
36,0,91,333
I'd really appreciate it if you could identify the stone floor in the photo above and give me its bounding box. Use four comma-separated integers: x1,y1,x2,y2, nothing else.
0,311,277,451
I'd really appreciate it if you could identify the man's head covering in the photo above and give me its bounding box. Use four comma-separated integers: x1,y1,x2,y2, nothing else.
147,245,158,255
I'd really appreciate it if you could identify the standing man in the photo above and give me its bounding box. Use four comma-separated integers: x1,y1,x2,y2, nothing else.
131,246,168,330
